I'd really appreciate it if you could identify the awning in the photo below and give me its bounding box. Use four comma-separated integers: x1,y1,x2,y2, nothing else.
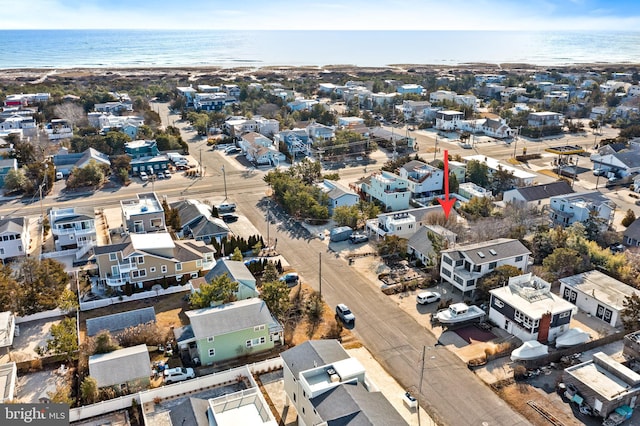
572,394,584,405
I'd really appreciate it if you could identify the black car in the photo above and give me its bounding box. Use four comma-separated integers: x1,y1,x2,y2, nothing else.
221,213,239,223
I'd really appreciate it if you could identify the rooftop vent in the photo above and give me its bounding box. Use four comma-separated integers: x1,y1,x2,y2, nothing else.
489,249,497,256
478,251,485,258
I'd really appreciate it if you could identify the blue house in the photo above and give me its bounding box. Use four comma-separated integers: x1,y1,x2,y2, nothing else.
275,129,310,158
397,84,424,95
125,140,170,176
0,159,17,187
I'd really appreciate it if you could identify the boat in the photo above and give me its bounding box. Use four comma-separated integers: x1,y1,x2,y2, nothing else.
555,327,591,348
511,340,548,361
434,303,485,324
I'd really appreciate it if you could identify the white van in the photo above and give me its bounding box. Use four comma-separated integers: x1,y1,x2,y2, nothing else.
217,202,236,213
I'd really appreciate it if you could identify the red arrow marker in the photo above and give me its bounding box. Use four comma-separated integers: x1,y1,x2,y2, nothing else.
437,150,456,219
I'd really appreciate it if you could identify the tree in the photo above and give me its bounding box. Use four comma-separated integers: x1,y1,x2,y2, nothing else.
460,196,493,219
3,168,28,193
0,265,20,312
48,383,74,405
622,293,640,332
46,317,78,360
17,258,69,316
542,247,583,281
189,273,239,308
466,160,490,187
260,280,292,321
476,265,522,301
622,209,636,228
491,166,516,195
66,159,107,188
230,247,243,261
80,376,99,405
58,288,79,313
333,205,359,229
377,235,407,258
262,262,279,284
93,331,120,354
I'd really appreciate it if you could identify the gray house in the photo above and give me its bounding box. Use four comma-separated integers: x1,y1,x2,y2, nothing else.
121,192,166,234
88,344,151,392
202,259,259,301
86,307,156,337
171,199,229,244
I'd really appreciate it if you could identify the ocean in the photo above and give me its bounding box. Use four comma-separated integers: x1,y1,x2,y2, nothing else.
1,30,639,69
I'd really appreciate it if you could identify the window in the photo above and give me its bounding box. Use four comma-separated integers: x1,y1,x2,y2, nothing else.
176,263,182,271
254,325,265,332
137,256,144,264
150,267,156,273
150,218,163,228
515,256,523,262
559,311,570,319
161,265,167,273
207,336,214,342
302,407,305,415
260,336,265,344
208,348,215,357
246,340,252,348
443,256,453,266
110,253,119,262
489,261,497,270
454,275,464,285
0,249,4,255
441,269,451,277
494,298,504,308
196,260,202,267
190,272,198,278
132,269,147,278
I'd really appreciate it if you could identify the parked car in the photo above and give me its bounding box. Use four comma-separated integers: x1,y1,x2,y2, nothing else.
176,164,189,171
279,272,299,285
416,291,441,305
217,202,237,213
139,171,148,181
593,169,606,176
163,171,172,179
226,147,241,154
349,234,369,244
221,213,239,223
336,304,355,324
163,367,195,384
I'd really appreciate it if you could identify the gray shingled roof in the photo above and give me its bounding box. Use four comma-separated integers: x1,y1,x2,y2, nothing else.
168,397,210,426
407,225,436,257
93,241,129,256
400,159,428,173
188,216,229,239
624,218,640,242
614,151,640,169
185,298,275,338
204,259,255,284
559,191,612,205
280,340,350,377
86,307,156,337
311,381,407,425
442,238,530,265
510,181,574,202
88,344,151,388
0,217,24,235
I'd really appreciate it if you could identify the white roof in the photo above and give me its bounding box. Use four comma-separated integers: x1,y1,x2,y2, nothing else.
463,155,537,180
560,270,640,311
130,232,175,251
490,285,576,318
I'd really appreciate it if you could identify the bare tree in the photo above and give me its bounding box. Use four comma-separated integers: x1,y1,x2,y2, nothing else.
54,102,88,127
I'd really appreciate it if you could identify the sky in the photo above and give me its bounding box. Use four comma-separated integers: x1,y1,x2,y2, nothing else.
1,0,640,31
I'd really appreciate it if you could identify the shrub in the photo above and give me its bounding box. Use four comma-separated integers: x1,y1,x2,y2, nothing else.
513,364,527,380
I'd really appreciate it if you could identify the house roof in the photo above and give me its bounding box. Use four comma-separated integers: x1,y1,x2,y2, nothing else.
559,270,640,311
407,225,456,257
0,312,13,348
565,352,640,401
168,397,210,426
88,344,151,388
76,147,110,167
553,191,614,207
612,150,640,169
624,218,640,242
130,233,175,251
311,381,406,426
0,217,24,235
86,307,156,337
187,216,229,239
204,259,255,284
94,242,129,256
490,283,575,318
399,160,429,173
442,238,530,265
508,181,574,202
171,199,210,228
0,362,16,402
280,340,350,378
174,240,214,262
186,298,275,339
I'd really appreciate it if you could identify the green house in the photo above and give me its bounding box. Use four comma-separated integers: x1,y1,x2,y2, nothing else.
180,298,283,366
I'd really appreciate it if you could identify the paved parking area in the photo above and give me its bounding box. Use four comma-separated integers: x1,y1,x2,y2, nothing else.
7,317,63,363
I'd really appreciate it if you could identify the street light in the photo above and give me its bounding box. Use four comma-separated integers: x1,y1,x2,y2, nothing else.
221,166,227,200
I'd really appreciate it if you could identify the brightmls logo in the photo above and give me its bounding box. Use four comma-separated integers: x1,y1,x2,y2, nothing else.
1,404,68,425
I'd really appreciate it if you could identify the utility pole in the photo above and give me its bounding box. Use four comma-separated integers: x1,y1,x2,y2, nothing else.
222,166,228,200
318,252,322,297
417,346,426,426
199,148,203,178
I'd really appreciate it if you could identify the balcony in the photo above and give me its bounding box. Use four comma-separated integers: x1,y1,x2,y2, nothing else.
118,261,138,273
105,276,128,287
52,226,96,236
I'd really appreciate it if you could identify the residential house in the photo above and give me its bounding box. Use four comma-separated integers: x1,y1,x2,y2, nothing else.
401,100,436,121
306,122,335,143
97,114,144,139
563,352,640,419
222,84,241,99
3,93,49,107
398,160,443,201
318,83,337,94
178,298,283,366
120,192,166,234
434,110,464,131
93,232,215,290
480,117,514,139
0,363,16,403
366,206,444,239
94,101,133,114
274,129,311,158
463,155,537,186
488,274,576,344
239,132,285,165
281,340,407,426
590,145,640,178
49,207,96,259
0,158,18,188
357,171,410,212
623,218,640,247
549,192,616,228
503,181,574,208
0,114,37,137
86,307,156,337
527,111,563,127
287,99,318,111
194,92,232,111
430,90,456,103
171,199,230,244
338,116,365,127
176,86,197,106
559,270,640,328
44,119,73,140
369,92,398,107
0,217,29,261
318,179,359,214
0,312,15,357
52,148,110,178
397,84,424,95
196,84,220,93
203,259,259,301
125,140,170,176
225,116,258,137
440,238,531,293
88,344,151,392
407,224,457,266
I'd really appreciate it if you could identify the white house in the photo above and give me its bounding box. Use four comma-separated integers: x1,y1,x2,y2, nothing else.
357,171,410,212
440,238,531,294
503,181,574,208
559,270,640,328
49,207,96,260
430,90,456,103
0,217,29,261
435,110,464,131
366,206,446,239
239,132,285,165
397,160,443,200
527,111,563,127
549,191,616,228
489,274,576,344
407,224,457,266
463,155,537,186
280,340,406,426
